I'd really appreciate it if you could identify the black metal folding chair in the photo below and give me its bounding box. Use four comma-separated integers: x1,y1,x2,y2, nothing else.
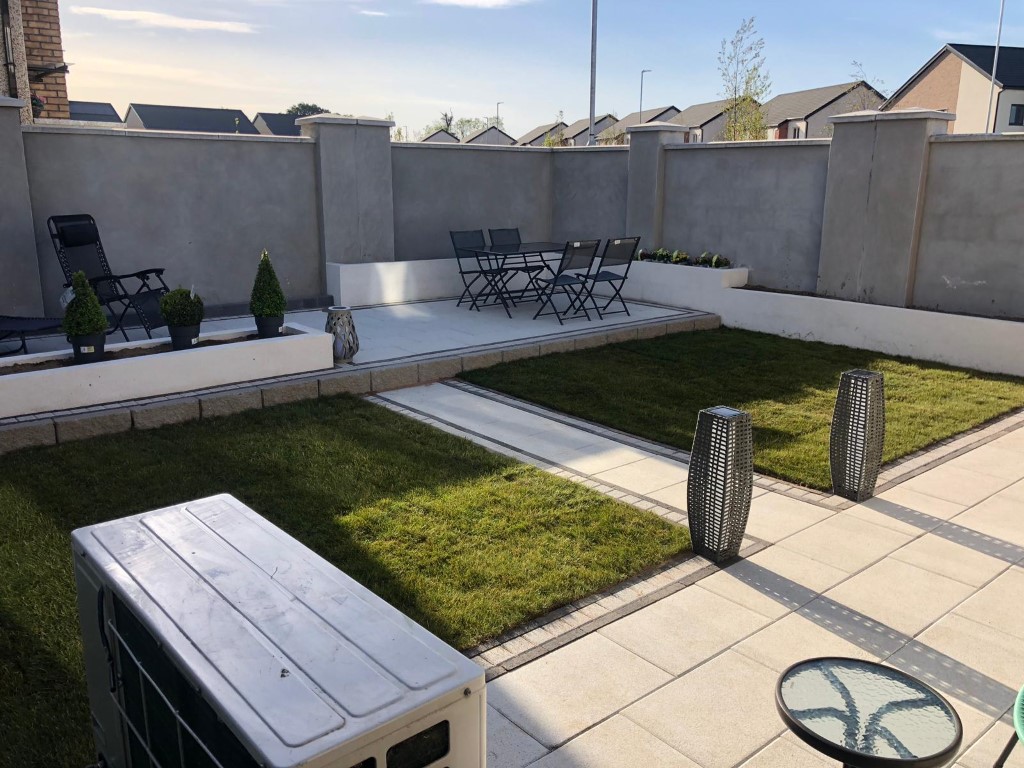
488,228,548,301
583,236,641,318
450,230,513,318
48,214,169,340
0,315,62,355
533,240,601,325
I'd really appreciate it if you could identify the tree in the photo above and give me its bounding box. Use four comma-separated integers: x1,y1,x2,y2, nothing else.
542,111,569,147
718,18,771,141
286,103,331,117
849,60,889,107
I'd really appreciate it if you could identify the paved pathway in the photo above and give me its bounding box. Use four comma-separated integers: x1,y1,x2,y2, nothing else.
378,382,1024,768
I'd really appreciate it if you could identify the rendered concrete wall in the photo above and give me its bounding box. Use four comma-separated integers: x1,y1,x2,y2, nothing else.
391,143,553,260
551,148,628,243
816,111,952,306
913,135,1024,318
0,99,44,314
22,126,323,315
661,140,830,292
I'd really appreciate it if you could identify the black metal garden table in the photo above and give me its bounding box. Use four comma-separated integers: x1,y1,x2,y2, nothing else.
776,658,962,768
471,242,563,311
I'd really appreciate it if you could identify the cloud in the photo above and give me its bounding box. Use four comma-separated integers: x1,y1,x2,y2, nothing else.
70,7,256,33
424,0,535,7
358,9,389,15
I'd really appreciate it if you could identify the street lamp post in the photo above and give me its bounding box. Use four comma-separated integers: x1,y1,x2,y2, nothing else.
986,0,1007,133
587,0,598,145
640,69,652,123
496,101,503,126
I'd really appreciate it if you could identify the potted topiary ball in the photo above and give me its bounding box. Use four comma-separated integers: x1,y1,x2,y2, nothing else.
249,249,287,339
62,271,109,364
160,288,204,351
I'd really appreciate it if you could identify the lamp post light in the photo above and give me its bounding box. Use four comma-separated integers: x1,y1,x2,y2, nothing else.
986,0,1007,132
496,101,503,125
587,0,598,145
640,68,652,123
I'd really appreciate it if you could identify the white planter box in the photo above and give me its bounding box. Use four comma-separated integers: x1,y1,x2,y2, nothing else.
328,259,463,307
609,261,748,307
0,323,333,419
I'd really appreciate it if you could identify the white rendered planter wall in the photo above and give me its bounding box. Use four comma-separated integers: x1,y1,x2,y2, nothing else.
592,261,749,305
0,323,333,419
327,260,464,307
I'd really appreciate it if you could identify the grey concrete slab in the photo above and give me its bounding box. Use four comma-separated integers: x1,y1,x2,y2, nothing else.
891,534,1010,588
739,734,836,767
953,568,1024,640
487,633,671,749
777,513,914,573
734,611,881,673
624,650,785,768
599,585,770,675
486,707,548,768
533,716,700,768
0,420,56,455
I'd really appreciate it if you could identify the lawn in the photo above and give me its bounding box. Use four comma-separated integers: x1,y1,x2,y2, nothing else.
461,327,1024,490
0,395,688,768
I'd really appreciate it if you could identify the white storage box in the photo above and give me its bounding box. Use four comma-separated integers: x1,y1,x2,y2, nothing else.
72,494,486,768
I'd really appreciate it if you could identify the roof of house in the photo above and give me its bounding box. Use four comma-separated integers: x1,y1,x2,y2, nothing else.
761,82,878,126
517,121,568,145
463,125,516,144
254,112,301,136
887,44,1024,107
126,104,259,134
604,106,679,136
562,114,615,140
668,98,732,128
421,128,460,142
68,101,122,123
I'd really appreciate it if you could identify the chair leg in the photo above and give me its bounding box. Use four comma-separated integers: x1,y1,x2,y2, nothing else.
533,285,564,325
563,284,592,322
600,281,630,317
994,733,1018,767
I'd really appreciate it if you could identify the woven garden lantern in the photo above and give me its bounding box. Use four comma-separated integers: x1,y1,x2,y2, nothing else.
830,369,886,502
687,406,754,563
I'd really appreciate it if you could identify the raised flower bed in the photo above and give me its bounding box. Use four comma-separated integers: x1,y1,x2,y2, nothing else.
0,323,333,419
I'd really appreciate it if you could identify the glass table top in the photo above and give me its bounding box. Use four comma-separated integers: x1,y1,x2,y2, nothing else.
778,658,961,764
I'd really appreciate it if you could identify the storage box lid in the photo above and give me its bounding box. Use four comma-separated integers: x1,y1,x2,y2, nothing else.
73,494,483,766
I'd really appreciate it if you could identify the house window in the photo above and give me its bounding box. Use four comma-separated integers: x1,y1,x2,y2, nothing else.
790,126,802,139
1011,104,1024,126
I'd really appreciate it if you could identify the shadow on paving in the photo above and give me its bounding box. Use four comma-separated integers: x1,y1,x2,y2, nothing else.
724,558,1016,718
863,498,1024,564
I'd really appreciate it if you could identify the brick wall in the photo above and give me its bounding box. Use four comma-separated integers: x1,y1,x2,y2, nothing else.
21,0,68,119
886,50,962,117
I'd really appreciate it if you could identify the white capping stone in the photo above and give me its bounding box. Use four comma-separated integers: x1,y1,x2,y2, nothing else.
295,114,395,128
0,96,25,108
626,121,689,134
828,108,956,124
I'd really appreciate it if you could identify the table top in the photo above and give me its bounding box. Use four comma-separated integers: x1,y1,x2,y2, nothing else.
776,657,962,768
473,242,564,256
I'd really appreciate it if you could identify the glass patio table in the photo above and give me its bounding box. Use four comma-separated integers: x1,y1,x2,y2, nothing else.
776,658,963,768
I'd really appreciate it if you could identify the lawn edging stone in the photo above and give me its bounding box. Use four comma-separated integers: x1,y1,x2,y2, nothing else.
319,369,373,397
419,357,463,384
370,364,419,392
574,333,609,351
131,398,200,430
462,351,504,371
502,344,541,363
262,379,319,407
55,410,132,443
0,420,56,454
199,389,263,418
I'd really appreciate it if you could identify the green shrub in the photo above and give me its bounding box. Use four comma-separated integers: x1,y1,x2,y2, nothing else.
160,288,204,327
711,254,732,268
670,250,689,264
61,271,108,337
652,248,672,263
695,251,713,267
249,249,287,317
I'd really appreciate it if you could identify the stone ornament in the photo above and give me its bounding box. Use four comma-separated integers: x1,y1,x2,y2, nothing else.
324,306,359,363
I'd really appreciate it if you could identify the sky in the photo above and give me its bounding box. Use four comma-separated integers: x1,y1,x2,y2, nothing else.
60,0,1022,139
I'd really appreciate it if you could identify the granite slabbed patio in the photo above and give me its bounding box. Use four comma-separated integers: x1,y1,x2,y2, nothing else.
375,382,1024,768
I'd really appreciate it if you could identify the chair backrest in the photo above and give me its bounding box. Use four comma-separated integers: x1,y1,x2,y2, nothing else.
598,237,641,275
47,214,119,301
557,240,601,276
450,230,486,261
488,228,522,248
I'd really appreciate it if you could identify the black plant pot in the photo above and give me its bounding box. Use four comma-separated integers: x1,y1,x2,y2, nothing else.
70,333,106,364
168,324,200,351
255,315,284,339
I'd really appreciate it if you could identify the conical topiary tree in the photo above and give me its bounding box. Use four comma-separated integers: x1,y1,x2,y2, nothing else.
62,271,108,338
249,249,287,318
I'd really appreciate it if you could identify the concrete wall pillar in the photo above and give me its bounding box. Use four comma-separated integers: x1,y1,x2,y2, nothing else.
299,115,396,267
625,122,688,249
0,96,44,314
816,109,954,306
